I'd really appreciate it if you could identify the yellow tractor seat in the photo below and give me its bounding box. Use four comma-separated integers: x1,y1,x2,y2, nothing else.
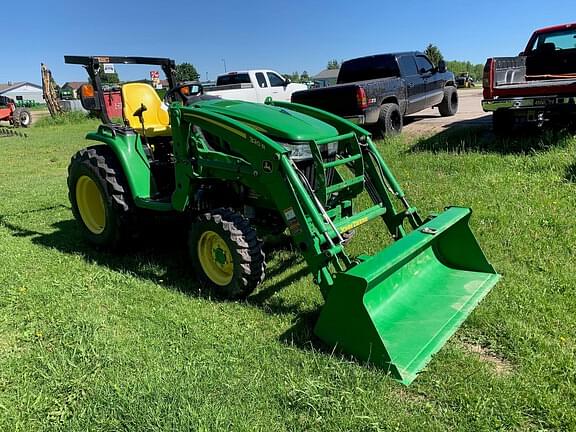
121,83,171,137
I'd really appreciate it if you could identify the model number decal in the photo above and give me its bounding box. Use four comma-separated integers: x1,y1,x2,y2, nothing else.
249,136,265,149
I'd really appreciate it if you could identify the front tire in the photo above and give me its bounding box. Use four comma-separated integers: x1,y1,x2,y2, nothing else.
376,103,403,137
189,208,265,298
438,86,458,117
67,146,132,248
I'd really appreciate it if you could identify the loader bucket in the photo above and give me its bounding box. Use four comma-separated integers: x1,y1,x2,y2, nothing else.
314,206,500,385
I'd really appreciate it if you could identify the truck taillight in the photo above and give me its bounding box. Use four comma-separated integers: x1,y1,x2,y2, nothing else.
356,87,368,110
482,58,494,99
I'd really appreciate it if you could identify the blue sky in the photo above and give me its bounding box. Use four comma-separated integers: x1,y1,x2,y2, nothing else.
1,1,574,84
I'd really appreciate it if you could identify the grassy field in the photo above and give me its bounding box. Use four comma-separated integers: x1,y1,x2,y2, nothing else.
1,118,575,431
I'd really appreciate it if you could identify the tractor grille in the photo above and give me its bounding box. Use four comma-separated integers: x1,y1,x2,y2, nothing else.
296,155,335,192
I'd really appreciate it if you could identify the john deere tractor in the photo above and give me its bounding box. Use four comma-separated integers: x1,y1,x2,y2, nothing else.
65,56,500,385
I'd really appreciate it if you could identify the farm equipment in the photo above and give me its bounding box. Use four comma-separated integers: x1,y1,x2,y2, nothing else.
456,72,476,88
65,56,500,385
0,96,31,127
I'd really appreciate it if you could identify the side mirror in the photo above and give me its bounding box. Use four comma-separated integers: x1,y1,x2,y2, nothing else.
437,60,446,73
78,84,100,111
284,78,291,86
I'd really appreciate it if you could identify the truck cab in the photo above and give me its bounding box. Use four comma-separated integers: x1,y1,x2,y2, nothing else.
205,70,308,103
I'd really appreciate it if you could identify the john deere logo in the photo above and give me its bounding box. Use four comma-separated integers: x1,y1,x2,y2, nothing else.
262,160,273,173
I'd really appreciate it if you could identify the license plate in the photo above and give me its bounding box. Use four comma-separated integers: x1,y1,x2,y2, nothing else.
534,98,555,106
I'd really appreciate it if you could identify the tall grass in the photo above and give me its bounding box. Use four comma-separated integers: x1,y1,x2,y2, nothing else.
33,111,96,127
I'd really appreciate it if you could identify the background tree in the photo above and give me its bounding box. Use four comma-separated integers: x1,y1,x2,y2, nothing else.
424,44,444,66
300,70,310,82
327,59,340,70
283,72,302,83
175,63,200,82
445,60,483,80
98,69,120,85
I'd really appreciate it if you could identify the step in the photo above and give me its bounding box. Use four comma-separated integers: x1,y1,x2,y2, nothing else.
322,153,363,169
326,175,364,195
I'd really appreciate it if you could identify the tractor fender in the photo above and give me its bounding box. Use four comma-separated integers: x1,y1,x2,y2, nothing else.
85,126,153,200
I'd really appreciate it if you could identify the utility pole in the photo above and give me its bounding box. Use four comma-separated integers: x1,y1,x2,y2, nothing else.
221,58,227,73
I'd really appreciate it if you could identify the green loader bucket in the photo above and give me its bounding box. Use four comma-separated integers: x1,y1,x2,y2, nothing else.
314,207,500,385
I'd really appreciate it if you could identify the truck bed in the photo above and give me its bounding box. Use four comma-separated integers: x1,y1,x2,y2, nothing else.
491,56,576,97
291,84,364,117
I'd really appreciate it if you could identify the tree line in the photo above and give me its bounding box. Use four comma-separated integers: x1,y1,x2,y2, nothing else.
96,45,484,87
425,44,483,79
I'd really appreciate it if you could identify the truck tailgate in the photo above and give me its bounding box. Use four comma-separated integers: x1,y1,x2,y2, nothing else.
491,56,576,98
291,84,362,116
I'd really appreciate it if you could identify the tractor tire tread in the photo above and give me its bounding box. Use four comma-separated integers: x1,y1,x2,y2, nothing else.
192,207,265,297
67,146,132,247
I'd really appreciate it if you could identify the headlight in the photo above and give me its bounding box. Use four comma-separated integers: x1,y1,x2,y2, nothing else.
282,142,313,161
280,141,337,161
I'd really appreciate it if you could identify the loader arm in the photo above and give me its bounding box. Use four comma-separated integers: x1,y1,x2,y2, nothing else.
169,101,500,385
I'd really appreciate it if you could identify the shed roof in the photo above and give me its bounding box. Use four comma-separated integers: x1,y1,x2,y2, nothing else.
312,69,340,80
0,82,42,94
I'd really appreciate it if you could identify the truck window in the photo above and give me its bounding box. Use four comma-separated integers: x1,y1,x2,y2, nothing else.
530,28,576,52
216,73,251,86
398,56,418,76
415,56,434,74
337,54,400,84
256,72,268,88
267,72,285,87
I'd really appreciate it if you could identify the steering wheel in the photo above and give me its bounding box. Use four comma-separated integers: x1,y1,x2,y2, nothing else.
163,81,204,105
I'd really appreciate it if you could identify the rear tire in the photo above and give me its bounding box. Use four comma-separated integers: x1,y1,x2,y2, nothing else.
376,103,403,137
67,146,132,248
189,208,265,298
438,86,458,117
14,108,31,127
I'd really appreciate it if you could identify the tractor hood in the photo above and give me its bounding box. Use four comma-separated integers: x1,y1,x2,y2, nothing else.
194,99,339,142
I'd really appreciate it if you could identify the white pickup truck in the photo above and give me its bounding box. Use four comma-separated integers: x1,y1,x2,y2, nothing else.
205,70,308,103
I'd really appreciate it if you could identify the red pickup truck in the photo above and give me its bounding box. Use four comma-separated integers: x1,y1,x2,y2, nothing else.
482,23,576,132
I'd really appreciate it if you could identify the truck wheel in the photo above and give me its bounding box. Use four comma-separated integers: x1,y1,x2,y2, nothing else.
68,146,132,248
189,208,265,298
13,108,31,128
377,103,403,137
492,111,514,135
438,86,458,116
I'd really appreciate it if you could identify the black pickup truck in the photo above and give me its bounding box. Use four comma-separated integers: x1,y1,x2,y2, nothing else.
291,52,458,136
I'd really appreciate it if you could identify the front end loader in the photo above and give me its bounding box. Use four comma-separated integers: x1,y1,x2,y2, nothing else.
65,56,500,385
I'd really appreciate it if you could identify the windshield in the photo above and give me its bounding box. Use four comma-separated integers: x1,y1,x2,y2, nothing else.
216,73,251,86
337,55,400,84
528,28,576,52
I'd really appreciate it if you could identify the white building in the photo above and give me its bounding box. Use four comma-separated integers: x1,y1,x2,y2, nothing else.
0,82,44,104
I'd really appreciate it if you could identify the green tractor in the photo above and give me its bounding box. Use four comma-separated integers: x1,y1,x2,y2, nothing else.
65,56,500,385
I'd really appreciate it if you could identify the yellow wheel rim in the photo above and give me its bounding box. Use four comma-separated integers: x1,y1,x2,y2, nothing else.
76,175,106,234
197,230,234,286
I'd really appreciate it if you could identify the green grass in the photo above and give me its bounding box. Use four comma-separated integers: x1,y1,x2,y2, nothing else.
1,122,576,431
